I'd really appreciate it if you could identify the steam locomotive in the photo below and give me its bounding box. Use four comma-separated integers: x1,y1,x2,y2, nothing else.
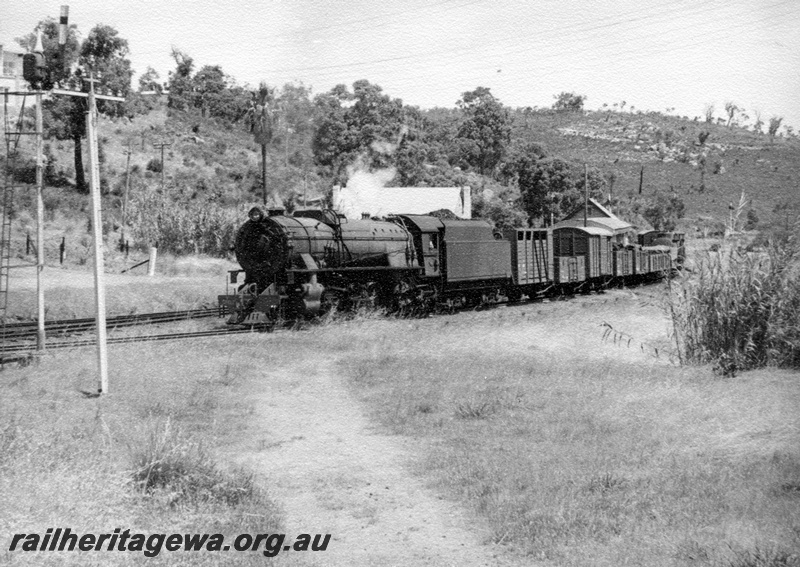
218,206,684,325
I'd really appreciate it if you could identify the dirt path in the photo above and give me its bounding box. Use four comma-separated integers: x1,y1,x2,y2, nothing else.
236,359,519,567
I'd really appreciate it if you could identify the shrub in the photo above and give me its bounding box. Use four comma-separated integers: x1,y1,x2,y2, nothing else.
667,236,800,370
146,157,163,173
9,157,37,184
131,419,257,506
745,209,760,230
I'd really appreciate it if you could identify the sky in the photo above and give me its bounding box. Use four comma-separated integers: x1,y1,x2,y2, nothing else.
4,0,800,129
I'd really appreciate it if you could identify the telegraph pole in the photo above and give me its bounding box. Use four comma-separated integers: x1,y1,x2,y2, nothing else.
51,79,124,396
85,75,109,394
153,141,171,193
638,165,644,195
35,92,45,351
584,163,589,227
120,141,131,250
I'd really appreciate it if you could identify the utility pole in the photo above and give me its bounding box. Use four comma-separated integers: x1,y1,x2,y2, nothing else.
584,163,589,227
638,165,644,195
34,91,45,351
85,75,109,394
51,78,124,396
262,145,267,206
285,127,293,167
153,141,171,193
120,141,132,250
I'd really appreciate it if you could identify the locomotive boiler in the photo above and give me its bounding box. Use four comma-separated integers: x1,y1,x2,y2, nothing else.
220,207,418,323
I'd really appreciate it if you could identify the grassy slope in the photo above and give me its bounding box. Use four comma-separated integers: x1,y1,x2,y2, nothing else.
327,296,800,566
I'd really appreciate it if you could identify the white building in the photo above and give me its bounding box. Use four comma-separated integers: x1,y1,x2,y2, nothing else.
0,44,27,106
333,184,472,219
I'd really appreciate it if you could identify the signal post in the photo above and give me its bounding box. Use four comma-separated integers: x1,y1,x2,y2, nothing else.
24,6,124,394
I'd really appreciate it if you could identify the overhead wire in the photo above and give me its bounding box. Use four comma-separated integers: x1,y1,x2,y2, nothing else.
252,0,730,74
259,0,794,86
130,0,487,57
337,2,799,111
293,0,798,88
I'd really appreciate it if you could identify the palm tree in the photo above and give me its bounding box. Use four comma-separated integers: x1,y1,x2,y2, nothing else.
245,83,276,206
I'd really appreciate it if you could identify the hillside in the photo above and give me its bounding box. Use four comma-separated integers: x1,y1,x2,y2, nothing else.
5,97,799,267
512,108,800,232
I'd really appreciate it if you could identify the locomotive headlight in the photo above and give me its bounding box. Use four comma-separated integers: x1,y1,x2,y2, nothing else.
248,207,265,222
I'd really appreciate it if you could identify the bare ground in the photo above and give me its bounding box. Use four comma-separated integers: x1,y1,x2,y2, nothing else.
232,357,521,567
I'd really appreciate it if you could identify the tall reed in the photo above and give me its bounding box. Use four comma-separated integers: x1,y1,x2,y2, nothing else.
667,236,800,370
128,190,245,256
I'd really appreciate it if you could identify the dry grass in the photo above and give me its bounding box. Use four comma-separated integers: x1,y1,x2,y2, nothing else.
0,338,290,566
3,280,798,566
3,269,225,321
323,296,800,566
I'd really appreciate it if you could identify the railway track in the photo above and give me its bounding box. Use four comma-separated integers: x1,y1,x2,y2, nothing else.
0,279,669,368
0,308,240,366
0,308,220,341
0,326,260,366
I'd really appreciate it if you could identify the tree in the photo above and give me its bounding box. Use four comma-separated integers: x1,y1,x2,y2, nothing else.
311,80,405,182
192,65,226,117
516,158,607,226
167,48,195,110
454,87,511,174
724,101,739,128
643,193,685,231
768,116,783,143
80,24,133,106
312,85,352,180
17,21,131,192
244,83,277,205
753,109,764,134
704,103,715,123
74,24,132,192
519,158,574,225
552,92,586,112
138,66,162,93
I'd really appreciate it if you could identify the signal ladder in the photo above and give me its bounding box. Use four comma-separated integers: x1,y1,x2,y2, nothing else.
2,91,38,361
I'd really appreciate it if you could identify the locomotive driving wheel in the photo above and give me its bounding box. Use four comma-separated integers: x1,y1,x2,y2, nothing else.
353,283,380,311
321,289,348,315
391,276,430,316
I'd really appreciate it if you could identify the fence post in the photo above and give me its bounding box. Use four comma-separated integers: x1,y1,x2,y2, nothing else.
148,246,157,276
59,237,66,265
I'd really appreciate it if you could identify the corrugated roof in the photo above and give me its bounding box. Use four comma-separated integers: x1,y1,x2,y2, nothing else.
558,198,634,233
553,225,614,237
554,217,633,233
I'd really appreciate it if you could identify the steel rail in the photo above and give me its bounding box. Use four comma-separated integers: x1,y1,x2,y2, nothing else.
0,308,220,340
0,327,260,365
